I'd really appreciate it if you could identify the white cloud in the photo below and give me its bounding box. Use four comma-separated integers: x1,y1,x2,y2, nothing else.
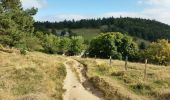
35,14,88,22
21,0,47,9
34,0,170,25
141,0,170,24
144,0,170,8
102,0,170,25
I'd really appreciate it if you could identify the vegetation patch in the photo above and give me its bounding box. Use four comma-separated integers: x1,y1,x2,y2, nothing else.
0,50,66,100
75,57,170,100
130,82,153,95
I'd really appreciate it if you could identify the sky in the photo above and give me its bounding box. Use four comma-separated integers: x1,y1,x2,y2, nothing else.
21,0,170,25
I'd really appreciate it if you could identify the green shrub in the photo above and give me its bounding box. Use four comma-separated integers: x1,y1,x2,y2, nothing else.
20,48,27,55
144,39,170,65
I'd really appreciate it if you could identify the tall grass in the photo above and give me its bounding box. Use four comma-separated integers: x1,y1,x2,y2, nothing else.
0,50,66,100
75,57,170,100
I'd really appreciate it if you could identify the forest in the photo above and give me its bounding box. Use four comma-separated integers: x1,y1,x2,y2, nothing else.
35,17,170,41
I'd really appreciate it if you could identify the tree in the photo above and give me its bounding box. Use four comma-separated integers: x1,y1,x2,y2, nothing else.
42,34,60,54
68,36,84,56
0,0,37,47
144,39,170,65
88,32,139,60
139,42,146,49
34,17,170,41
58,37,70,54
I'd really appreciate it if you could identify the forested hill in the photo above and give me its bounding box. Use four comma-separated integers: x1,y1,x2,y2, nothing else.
34,17,170,41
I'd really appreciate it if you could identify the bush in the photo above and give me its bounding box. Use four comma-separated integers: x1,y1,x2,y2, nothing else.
67,36,85,56
88,32,139,61
42,34,60,54
20,48,27,55
144,39,170,65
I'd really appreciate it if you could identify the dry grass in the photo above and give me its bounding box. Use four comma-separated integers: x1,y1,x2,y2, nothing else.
0,49,66,100
74,57,170,100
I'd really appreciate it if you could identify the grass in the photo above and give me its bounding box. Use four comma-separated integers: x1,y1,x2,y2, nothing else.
56,28,100,40
0,49,66,100
74,57,170,100
72,28,100,40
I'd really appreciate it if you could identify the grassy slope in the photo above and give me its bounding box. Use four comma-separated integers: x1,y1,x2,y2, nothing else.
72,28,100,40
75,57,170,100
0,49,66,100
72,28,150,45
56,28,100,40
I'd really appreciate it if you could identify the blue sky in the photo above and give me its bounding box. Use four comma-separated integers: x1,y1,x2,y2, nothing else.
21,0,170,24
37,0,142,15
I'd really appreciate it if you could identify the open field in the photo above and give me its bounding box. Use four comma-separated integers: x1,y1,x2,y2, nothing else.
0,49,66,100
56,28,100,40
74,57,170,100
72,28,100,40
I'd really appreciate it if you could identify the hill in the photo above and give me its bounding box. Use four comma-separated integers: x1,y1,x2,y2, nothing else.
34,17,170,41
74,57,170,100
1,47,170,100
0,49,66,100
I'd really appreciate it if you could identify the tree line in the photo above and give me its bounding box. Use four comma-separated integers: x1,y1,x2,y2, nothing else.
87,32,170,66
34,17,170,41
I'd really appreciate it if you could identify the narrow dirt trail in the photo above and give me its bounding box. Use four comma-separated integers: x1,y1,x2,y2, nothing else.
63,59,101,100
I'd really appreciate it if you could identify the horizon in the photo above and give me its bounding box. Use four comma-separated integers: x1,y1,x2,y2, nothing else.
21,0,170,25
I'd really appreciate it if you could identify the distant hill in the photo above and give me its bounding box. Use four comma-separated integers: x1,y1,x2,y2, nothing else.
34,17,170,41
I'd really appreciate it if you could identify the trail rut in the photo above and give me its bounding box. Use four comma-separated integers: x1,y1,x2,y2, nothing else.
63,59,101,100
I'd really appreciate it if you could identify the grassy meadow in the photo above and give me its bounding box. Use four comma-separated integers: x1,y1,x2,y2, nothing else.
72,28,100,40
0,49,66,100
56,28,100,40
74,57,170,100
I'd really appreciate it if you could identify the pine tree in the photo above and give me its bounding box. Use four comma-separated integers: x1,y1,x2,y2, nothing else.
0,0,38,47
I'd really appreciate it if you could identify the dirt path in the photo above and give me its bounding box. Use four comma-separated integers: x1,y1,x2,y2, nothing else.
63,59,101,100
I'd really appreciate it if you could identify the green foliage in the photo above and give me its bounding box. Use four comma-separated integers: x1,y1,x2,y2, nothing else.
58,37,70,54
68,36,85,55
0,0,38,49
35,17,170,41
42,34,60,54
144,39,170,65
139,42,147,49
88,32,139,60
20,48,27,55
41,34,85,55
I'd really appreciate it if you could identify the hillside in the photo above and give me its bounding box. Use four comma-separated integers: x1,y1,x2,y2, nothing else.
74,57,170,100
0,49,66,100
34,17,170,41
1,47,170,100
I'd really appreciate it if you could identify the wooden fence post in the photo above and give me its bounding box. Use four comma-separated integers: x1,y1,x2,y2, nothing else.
109,56,112,67
144,59,148,81
125,56,128,71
